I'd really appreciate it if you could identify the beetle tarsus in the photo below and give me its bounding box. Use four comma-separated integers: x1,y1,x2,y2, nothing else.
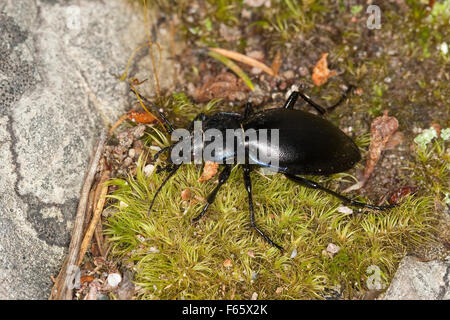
244,166,284,252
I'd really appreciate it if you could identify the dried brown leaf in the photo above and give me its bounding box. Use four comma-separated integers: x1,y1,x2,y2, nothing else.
312,53,338,86
364,110,399,180
198,161,219,182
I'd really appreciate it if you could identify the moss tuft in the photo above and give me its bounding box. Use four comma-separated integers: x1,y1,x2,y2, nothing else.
104,112,442,299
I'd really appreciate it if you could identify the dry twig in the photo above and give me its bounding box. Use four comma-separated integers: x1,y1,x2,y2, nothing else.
77,169,110,265
49,130,107,300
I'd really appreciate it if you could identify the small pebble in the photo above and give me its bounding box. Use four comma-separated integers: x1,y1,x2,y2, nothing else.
337,206,353,215
119,201,128,208
107,273,122,288
282,70,294,79
298,66,309,77
251,292,258,300
326,243,341,256
148,246,160,253
290,248,298,259
143,164,155,177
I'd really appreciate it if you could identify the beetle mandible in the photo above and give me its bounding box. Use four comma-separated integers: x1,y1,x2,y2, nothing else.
138,85,395,251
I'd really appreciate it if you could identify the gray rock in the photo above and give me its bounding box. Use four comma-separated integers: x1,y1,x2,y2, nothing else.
0,0,178,299
383,255,450,300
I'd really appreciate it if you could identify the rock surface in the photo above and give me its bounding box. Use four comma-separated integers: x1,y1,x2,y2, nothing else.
383,255,450,300
0,0,176,299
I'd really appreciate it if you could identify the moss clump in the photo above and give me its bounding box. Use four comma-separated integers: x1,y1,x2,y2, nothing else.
104,104,442,299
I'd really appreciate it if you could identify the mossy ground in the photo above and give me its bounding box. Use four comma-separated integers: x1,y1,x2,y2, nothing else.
102,0,450,299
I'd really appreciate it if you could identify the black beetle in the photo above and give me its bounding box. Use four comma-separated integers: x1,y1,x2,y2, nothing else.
137,85,394,251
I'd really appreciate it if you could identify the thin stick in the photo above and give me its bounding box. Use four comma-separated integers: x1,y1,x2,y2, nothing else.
89,179,104,256
77,170,110,266
209,47,276,77
108,114,128,136
83,184,97,232
94,213,105,257
49,130,107,300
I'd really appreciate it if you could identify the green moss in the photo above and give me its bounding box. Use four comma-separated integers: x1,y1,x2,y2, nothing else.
111,0,449,299
104,99,442,299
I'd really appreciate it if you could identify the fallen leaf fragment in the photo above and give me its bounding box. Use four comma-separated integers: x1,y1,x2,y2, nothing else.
271,50,282,76
181,189,191,201
364,110,399,180
80,275,95,284
312,53,338,86
223,259,233,268
198,161,219,182
127,111,157,124
344,110,399,193
389,186,417,205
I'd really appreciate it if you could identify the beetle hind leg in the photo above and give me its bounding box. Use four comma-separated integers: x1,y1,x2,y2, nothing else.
284,173,396,211
243,166,284,251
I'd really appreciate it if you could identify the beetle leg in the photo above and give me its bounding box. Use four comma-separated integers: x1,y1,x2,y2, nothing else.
153,145,173,162
243,166,284,251
282,91,301,109
244,102,254,120
156,163,175,174
147,164,181,216
192,165,232,222
284,173,396,211
283,85,354,115
187,113,208,132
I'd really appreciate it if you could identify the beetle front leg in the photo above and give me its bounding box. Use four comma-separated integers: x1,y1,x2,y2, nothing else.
243,165,284,251
192,164,232,222
284,173,396,211
243,102,254,120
